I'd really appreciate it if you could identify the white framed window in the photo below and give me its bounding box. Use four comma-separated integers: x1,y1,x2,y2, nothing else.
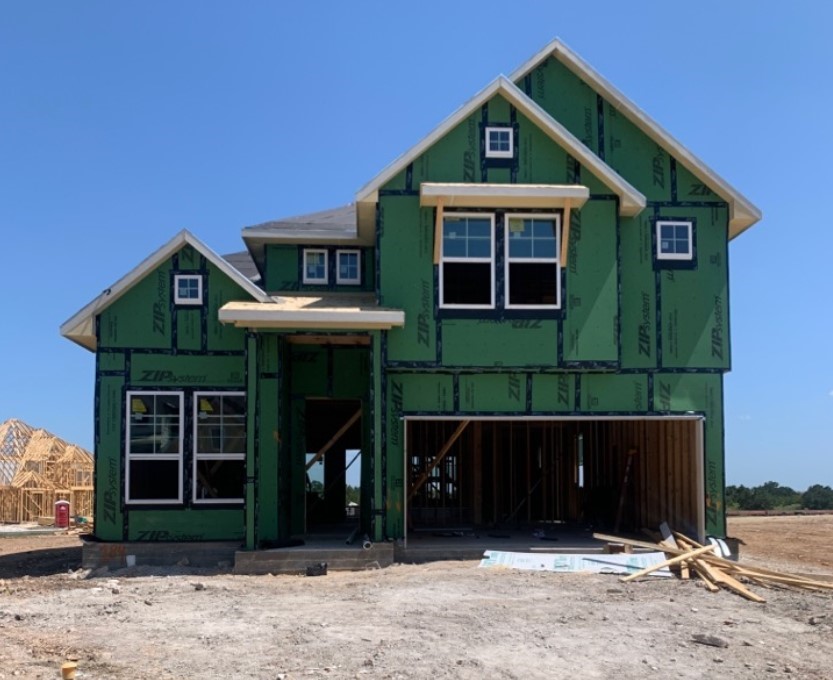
193,392,246,504
485,126,514,159
303,249,328,284
656,220,693,260
336,249,361,285
505,214,561,309
126,392,183,504
174,274,203,305
440,213,495,308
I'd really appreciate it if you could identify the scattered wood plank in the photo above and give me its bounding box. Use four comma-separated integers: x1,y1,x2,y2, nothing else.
620,545,716,582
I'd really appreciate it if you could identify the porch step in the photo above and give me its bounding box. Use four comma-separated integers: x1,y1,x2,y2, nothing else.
233,543,394,575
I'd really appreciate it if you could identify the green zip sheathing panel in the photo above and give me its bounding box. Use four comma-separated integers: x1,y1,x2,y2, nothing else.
93,244,257,543
460,374,527,412
264,244,375,293
563,199,618,363
442,320,558,367
252,334,281,546
96,375,124,540
619,213,657,368
530,374,575,412
126,509,244,541
581,374,649,412
379,196,436,362
654,372,724,536
659,206,729,370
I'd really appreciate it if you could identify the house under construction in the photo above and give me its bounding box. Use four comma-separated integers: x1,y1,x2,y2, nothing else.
0,419,94,524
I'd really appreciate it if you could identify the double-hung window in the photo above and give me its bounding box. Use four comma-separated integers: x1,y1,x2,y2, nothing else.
440,214,494,308
193,392,246,504
303,249,328,284
126,392,183,504
505,214,561,308
336,249,361,285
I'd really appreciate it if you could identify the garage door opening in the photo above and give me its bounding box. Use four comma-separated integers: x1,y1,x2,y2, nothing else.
405,417,704,542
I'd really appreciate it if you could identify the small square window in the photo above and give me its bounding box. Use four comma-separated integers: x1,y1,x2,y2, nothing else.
336,250,361,285
174,274,203,305
656,220,693,261
303,249,328,284
485,126,514,159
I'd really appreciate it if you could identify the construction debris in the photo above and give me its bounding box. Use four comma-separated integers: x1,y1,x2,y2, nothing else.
0,419,93,524
594,528,833,602
479,550,673,576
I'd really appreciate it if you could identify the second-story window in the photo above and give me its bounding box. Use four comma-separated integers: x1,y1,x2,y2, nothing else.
174,274,203,305
656,220,693,261
303,249,328,284
485,126,514,158
336,249,361,285
505,215,561,308
440,214,494,308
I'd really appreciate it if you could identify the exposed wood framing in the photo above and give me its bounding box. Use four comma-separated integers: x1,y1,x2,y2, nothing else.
0,419,94,523
408,420,470,501
560,200,571,266
305,409,362,472
433,199,444,265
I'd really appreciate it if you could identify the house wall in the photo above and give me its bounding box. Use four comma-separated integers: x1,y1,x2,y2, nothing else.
94,245,250,542
375,82,731,536
263,244,375,293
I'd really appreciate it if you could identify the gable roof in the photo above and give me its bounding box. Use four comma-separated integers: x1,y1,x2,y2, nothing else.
355,75,646,217
222,250,261,283
510,38,761,238
60,230,270,351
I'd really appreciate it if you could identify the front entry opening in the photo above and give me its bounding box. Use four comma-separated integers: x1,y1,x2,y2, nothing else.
304,399,362,534
406,418,702,538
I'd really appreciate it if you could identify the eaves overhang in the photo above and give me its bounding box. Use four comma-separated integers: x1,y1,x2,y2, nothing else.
510,38,762,238
60,230,270,352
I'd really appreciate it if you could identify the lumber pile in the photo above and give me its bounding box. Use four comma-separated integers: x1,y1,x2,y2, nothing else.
593,530,833,603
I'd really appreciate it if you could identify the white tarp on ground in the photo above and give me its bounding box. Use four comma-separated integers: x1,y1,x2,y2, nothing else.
478,550,673,577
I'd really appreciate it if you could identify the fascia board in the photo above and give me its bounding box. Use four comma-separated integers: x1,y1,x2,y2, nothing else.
60,230,269,351
242,229,367,243
510,38,762,238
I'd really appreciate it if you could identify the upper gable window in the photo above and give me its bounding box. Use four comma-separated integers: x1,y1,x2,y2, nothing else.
505,215,561,308
303,249,328,284
656,220,693,261
174,274,203,305
440,214,494,308
485,127,513,159
336,249,361,285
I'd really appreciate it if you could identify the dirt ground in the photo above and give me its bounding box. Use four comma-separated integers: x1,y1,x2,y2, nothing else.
0,517,832,679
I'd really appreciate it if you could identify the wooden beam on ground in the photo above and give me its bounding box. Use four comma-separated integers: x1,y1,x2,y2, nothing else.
409,420,470,501
620,544,716,582
305,409,361,472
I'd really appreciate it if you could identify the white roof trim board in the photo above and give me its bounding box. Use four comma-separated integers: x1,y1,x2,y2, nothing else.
510,38,762,238
60,230,270,351
420,182,589,209
219,300,405,331
356,76,646,218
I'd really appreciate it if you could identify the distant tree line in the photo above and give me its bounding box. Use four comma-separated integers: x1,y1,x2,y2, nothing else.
726,481,833,511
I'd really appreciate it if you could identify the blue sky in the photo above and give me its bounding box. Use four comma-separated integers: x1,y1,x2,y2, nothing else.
0,2,829,490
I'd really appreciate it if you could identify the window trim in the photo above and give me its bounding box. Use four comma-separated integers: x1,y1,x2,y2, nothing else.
485,126,514,159
656,220,693,261
504,213,562,310
125,391,184,505
439,212,495,310
173,274,203,306
302,248,329,284
335,249,361,285
192,391,246,505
